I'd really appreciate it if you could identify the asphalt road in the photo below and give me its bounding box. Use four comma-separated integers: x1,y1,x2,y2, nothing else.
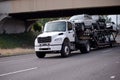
0,46,120,80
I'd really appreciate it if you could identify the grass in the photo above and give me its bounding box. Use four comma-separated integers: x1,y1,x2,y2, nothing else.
0,32,40,56
0,32,39,49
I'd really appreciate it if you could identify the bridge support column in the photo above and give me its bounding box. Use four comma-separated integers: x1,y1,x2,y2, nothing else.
0,17,26,34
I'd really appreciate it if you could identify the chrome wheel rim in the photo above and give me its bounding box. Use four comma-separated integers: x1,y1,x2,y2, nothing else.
64,46,69,55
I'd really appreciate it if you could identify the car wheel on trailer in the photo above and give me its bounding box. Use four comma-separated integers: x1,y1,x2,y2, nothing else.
36,52,46,58
61,40,71,57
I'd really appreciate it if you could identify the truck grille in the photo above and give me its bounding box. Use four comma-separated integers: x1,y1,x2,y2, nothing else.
38,36,51,43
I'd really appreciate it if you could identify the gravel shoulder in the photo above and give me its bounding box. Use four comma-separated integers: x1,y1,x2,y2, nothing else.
0,48,34,57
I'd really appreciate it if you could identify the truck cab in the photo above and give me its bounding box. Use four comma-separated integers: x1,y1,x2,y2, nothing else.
35,20,76,58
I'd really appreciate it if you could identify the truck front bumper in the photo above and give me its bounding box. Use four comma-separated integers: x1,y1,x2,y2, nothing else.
35,44,62,53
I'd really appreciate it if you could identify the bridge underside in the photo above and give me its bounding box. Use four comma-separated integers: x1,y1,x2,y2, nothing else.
9,6,120,20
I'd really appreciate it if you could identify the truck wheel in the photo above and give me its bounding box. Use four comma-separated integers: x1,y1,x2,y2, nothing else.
61,41,71,57
36,52,46,58
80,41,90,53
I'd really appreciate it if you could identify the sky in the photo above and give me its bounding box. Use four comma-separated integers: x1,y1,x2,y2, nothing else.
108,15,120,24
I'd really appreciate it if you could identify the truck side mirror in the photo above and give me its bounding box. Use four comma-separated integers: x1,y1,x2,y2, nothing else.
112,22,115,24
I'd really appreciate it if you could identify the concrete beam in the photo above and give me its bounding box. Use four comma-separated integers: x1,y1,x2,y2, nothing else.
10,0,120,13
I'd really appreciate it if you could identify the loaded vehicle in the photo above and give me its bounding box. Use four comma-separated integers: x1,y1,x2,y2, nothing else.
34,15,118,58
69,14,96,30
106,22,118,31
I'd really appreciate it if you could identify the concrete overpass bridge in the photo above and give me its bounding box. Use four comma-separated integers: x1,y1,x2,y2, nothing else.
0,0,120,33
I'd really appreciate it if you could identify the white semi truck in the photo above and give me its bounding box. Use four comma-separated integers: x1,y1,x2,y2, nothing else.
35,18,117,58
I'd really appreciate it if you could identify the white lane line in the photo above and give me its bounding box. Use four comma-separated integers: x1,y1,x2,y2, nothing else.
110,76,116,79
0,67,38,77
102,50,112,53
0,58,35,63
116,61,120,63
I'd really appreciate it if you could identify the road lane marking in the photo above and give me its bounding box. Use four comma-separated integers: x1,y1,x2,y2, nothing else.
110,76,116,79
0,67,38,77
116,61,120,63
102,50,112,53
101,49,113,55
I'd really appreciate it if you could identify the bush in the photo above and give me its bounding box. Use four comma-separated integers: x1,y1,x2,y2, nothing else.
32,22,42,32
0,32,38,49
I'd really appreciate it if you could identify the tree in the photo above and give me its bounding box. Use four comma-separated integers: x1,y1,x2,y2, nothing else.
32,22,42,32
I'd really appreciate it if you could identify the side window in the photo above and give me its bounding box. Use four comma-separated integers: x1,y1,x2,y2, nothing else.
68,22,72,31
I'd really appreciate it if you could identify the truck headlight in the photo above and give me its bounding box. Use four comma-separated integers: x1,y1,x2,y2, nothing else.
54,38,62,41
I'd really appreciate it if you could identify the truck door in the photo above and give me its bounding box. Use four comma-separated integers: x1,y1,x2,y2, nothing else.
67,22,75,42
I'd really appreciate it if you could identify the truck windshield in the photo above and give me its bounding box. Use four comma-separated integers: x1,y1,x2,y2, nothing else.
44,21,66,32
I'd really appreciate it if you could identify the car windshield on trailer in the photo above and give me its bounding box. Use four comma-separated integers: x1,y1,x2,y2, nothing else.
69,15,84,21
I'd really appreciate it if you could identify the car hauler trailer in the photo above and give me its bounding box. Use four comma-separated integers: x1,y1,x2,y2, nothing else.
34,17,118,58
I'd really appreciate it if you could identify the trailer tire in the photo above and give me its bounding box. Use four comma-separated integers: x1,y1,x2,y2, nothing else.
61,40,71,57
109,35,115,47
36,52,46,58
80,41,90,53
109,42,113,47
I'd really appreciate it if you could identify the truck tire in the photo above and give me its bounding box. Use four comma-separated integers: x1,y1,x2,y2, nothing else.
61,41,71,57
36,52,46,58
80,41,90,53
